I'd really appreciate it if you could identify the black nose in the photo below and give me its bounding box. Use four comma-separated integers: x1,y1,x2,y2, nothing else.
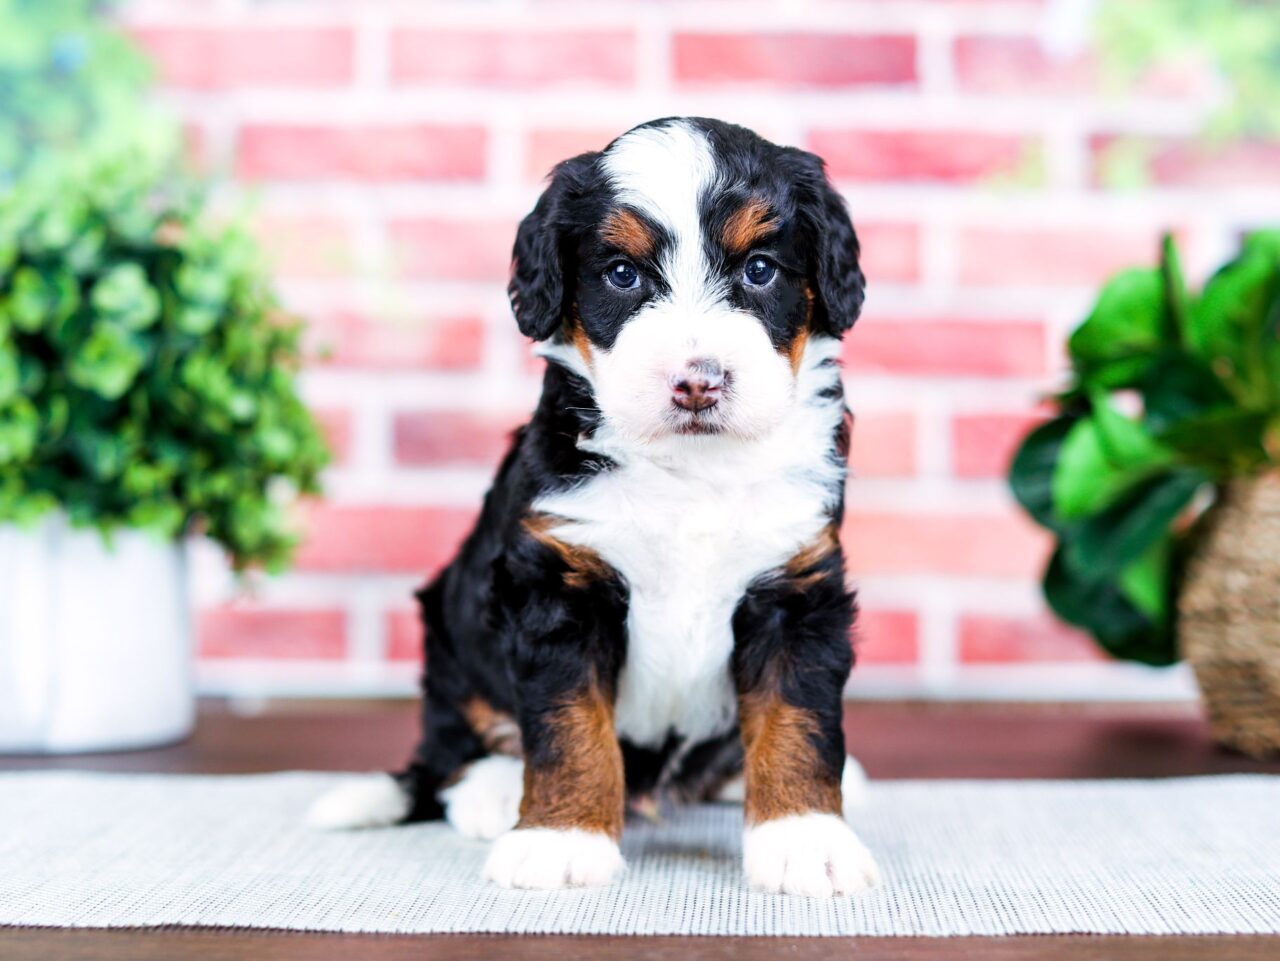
670,359,725,412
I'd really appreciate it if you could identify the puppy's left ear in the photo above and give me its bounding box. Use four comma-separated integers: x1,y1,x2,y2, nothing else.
792,150,865,336
509,152,599,341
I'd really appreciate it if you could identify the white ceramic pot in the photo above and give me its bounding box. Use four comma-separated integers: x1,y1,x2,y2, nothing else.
0,514,194,753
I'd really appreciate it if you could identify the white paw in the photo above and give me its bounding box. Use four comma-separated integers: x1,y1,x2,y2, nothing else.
841,754,870,821
743,812,881,897
483,827,624,889
305,774,409,830
714,774,745,802
439,755,524,841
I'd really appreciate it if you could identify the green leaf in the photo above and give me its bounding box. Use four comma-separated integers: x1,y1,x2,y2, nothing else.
7,266,80,333
1159,408,1272,475
1009,414,1079,531
0,397,39,465
1069,267,1165,386
90,263,160,331
1139,352,1232,433
1189,238,1280,403
0,344,18,404
1118,537,1169,623
1043,546,1176,666
1065,468,1205,580
67,323,146,400
1160,233,1190,346
1052,400,1173,520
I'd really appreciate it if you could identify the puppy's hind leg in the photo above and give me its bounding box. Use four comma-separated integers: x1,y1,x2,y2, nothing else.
304,700,478,832
307,574,498,830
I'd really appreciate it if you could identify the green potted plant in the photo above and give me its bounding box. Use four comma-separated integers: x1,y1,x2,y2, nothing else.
0,133,328,752
1009,231,1280,757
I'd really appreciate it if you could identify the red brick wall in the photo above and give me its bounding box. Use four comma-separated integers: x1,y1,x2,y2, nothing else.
124,0,1274,700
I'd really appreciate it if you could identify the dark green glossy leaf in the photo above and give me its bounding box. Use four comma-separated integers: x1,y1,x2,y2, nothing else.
1065,468,1205,582
1053,399,1173,520
1140,351,1232,433
1159,409,1272,475
1043,546,1176,666
1009,414,1079,531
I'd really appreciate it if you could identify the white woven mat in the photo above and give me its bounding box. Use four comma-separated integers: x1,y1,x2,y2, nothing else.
1,772,1278,937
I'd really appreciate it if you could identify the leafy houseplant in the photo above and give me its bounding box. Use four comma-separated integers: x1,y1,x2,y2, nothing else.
1010,231,1280,755
0,136,328,568
0,135,328,751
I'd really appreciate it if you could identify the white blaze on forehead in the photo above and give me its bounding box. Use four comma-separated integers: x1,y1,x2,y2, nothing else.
601,121,721,305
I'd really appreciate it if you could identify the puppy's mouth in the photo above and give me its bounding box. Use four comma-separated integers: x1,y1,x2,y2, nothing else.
668,402,726,435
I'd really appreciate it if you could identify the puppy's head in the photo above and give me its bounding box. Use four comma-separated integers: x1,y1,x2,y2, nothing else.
510,118,863,443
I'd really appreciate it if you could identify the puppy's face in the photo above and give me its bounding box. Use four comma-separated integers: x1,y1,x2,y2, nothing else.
510,119,864,443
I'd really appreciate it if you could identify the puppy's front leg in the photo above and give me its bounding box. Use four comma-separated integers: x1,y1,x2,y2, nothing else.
733,562,881,897
483,674,625,889
482,619,626,891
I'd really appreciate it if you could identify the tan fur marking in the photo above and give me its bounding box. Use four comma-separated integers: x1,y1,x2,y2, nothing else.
601,208,655,259
461,696,523,757
784,523,840,590
523,513,614,589
518,684,625,838
723,197,775,254
739,688,841,825
571,322,593,368
783,285,816,374
788,325,811,375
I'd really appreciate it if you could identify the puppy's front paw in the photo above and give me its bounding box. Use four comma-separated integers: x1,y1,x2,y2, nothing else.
439,756,524,840
483,827,624,889
743,812,880,897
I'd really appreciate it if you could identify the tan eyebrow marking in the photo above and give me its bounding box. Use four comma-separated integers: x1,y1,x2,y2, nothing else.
723,197,776,254
600,208,655,259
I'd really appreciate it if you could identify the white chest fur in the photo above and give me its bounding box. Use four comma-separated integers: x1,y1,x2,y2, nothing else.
531,368,845,748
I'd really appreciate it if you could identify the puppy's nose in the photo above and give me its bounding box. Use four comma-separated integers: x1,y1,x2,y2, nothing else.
670,359,725,412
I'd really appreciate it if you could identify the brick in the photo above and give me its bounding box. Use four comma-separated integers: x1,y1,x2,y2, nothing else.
954,36,1092,95
952,412,1045,478
957,227,1161,287
131,26,354,89
526,128,616,182
853,609,919,665
843,319,1046,377
237,124,486,182
857,222,922,285
849,412,916,478
388,218,516,281
959,612,1102,663
313,408,353,465
674,33,916,88
393,410,525,467
387,610,423,663
842,510,1050,578
198,608,347,660
295,505,478,574
305,311,485,372
253,216,355,278
391,29,636,87
812,129,1035,183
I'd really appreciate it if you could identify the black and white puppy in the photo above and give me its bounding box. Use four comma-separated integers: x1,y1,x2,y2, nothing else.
308,117,880,897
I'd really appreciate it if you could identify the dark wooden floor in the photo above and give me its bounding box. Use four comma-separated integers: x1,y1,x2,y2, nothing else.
2,700,1278,960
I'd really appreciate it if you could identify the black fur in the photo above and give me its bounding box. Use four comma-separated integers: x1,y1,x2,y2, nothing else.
394,118,863,821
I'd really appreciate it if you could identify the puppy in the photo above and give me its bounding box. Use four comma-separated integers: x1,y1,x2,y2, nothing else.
309,118,880,897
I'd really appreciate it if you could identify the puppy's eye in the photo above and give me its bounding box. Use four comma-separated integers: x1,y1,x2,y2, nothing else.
743,256,776,287
606,261,639,290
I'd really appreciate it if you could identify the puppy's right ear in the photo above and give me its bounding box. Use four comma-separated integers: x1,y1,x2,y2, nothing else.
509,152,599,341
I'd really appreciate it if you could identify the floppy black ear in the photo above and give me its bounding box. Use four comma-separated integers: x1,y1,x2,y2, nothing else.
792,150,865,336
508,152,599,341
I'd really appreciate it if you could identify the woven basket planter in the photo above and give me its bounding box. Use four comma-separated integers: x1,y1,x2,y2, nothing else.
1179,473,1280,758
